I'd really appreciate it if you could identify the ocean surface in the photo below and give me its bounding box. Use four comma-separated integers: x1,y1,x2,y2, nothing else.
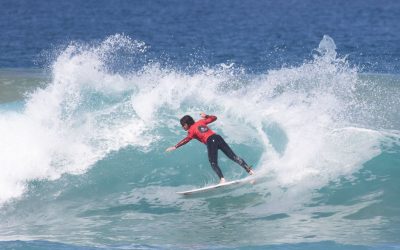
1,0,400,249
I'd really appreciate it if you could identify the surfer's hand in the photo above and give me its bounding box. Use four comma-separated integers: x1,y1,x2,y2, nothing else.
200,112,207,118
166,146,176,152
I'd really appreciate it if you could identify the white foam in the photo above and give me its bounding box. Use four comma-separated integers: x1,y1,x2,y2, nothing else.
0,35,152,205
0,34,390,206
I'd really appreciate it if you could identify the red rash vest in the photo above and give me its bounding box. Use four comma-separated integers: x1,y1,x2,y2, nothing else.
175,115,217,148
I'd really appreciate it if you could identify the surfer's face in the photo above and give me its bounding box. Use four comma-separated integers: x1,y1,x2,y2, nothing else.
182,123,189,131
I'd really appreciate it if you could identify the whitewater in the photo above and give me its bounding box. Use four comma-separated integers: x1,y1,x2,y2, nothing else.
0,34,399,249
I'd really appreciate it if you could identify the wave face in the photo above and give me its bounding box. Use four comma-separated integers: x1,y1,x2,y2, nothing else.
0,35,399,249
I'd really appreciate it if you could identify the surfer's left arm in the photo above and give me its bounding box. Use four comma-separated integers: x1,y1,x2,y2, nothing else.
200,112,217,124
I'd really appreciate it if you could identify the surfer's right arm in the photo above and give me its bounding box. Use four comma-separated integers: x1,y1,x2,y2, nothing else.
165,136,192,152
200,112,217,124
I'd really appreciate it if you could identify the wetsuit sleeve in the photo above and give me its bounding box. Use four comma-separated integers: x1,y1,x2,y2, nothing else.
203,115,217,124
175,136,192,148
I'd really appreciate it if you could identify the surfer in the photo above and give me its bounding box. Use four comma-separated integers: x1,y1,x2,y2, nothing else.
166,113,254,184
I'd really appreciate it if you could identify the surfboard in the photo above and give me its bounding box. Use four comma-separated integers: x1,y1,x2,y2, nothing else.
176,178,252,195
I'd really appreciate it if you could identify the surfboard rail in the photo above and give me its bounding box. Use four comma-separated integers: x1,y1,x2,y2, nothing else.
176,178,250,195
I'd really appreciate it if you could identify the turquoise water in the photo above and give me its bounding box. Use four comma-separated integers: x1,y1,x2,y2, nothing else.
0,241,400,250
0,35,399,249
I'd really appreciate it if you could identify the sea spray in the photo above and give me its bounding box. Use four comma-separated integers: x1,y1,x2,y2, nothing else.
0,35,152,204
0,35,396,233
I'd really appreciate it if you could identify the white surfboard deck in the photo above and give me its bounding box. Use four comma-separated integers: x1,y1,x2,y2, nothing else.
177,178,251,195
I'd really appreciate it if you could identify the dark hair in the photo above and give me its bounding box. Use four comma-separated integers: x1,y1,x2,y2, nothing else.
180,115,195,127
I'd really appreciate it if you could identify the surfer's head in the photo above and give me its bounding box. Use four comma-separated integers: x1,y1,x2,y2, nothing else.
180,115,195,130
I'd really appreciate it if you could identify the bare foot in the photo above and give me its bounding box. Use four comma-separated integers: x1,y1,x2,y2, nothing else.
219,178,226,184
248,169,255,175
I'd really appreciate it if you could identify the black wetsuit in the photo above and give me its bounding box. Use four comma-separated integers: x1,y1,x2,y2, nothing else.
206,134,251,179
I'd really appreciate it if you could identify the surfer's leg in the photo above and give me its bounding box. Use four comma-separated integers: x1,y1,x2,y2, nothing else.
207,136,224,179
216,135,253,174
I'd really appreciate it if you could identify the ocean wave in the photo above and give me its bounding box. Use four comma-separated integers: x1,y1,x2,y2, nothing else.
0,34,399,246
